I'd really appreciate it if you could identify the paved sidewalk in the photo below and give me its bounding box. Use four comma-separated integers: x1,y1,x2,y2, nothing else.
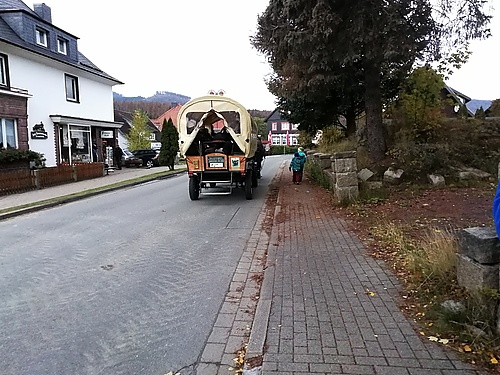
0,165,185,219
247,164,486,374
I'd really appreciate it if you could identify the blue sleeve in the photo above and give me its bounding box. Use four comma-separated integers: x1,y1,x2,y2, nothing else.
493,181,500,238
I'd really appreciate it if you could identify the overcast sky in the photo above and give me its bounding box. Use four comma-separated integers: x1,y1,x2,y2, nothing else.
44,1,498,110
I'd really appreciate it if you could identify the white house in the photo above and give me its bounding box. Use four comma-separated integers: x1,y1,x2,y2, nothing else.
0,0,123,166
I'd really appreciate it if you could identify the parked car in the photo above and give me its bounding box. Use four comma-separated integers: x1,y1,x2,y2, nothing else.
122,149,142,167
132,149,160,168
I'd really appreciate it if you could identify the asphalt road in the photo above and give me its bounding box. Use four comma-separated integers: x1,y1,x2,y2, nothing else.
0,155,286,375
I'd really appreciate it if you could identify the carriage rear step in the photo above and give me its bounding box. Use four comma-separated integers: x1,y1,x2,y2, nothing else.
202,180,232,184
201,191,232,195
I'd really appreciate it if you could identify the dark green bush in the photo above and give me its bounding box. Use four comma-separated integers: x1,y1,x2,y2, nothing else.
0,148,45,168
268,145,298,155
388,119,500,177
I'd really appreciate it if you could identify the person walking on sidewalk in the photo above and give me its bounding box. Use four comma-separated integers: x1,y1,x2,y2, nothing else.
114,143,124,170
297,146,307,182
289,151,305,185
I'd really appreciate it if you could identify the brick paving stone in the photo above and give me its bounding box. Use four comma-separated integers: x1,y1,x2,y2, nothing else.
195,362,220,375
201,343,225,363
374,365,411,374
196,164,489,375
255,168,490,374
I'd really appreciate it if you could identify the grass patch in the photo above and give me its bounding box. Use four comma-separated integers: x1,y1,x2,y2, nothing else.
368,220,500,368
305,162,332,191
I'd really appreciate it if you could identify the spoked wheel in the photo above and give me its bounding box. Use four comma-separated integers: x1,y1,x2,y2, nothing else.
189,176,200,200
245,171,253,200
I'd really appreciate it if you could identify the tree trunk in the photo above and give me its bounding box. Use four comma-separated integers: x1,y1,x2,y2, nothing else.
364,60,386,161
345,105,357,137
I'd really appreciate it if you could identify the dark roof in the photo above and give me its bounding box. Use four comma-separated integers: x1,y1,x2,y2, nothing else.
0,0,35,13
264,108,280,122
114,110,160,137
0,1,122,84
445,85,472,103
444,85,474,116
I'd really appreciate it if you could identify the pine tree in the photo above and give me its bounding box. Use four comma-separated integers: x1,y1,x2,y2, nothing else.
475,106,486,120
458,104,469,119
159,118,179,170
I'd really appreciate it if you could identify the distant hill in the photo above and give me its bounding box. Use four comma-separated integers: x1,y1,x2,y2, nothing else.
113,91,191,105
467,99,492,115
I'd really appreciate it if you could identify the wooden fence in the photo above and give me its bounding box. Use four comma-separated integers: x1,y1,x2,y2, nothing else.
0,169,35,195
0,163,105,196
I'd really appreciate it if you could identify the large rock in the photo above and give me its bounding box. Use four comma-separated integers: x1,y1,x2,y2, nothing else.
458,167,491,181
427,174,445,186
459,226,500,264
383,167,404,184
456,254,499,291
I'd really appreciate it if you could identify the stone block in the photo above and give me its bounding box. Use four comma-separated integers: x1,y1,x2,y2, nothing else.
333,151,356,159
456,254,499,291
459,226,500,264
364,181,383,190
336,172,358,187
358,168,374,182
319,154,332,169
336,186,359,203
327,170,336,185
330,157,336,172
335,158,357,173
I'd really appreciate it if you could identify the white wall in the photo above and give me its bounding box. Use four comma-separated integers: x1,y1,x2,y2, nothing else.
2,43,118,166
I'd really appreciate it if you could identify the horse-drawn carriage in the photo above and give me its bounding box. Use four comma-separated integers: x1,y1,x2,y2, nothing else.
178,95,261,200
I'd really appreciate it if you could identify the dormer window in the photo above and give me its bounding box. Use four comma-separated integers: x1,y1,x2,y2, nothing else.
36,28,48,47
57,38,68,55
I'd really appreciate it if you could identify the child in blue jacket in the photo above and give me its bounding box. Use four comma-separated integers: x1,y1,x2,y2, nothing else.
289,152,304,184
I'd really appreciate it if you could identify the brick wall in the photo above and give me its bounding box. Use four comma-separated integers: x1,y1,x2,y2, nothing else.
0,92,29,150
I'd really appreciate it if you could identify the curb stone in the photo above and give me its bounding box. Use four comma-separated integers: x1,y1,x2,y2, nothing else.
243,162,286,375
195,163,285,375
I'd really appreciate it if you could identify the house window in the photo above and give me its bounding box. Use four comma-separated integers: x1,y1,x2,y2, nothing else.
149,133,156,141
0,54,8,87
65,74,79,102
271,122,277,131
0,118,18,148
281,122,290,131
57,38,68,55
292,123,299,130
36,28,48,47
